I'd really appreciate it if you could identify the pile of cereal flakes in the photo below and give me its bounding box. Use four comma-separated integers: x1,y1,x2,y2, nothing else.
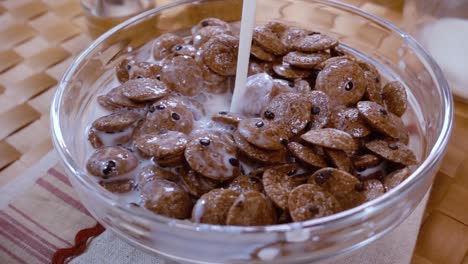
85,18,417,226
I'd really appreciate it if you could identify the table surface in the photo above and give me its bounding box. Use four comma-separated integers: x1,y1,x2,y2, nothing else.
0,0,467,263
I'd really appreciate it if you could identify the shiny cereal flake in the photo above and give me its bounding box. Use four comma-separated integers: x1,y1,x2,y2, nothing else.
193,25,232,48
172,44,197,57
198,60,227,85
382,81,407,117
97,94,120,111
233,130,289,164
324,149,354,173
357,101,400,138
228,175,264,194
116,58,133,83
365,139,417,166
153,33,184,60
383,167,412,191
116,59,162,83
192,189,239,225
155,154,186,167
121,78,169,102
273,62,312,79
202,34,239,76
92,110,141,133
316,59,366,106
134,131,189,159
363,71,383,104
358,60,381,87
362,179,385,201
287,142,328,168
264,92,312,136
161,55,204,96
293,79,312,94
142,96,194,134
248,59,275,76
238,118,286,151
291,33,339,52
212,112,244,127
86,146,138,179
140,179,192,219
316,55,355,70
253,25,287,56
179,169,219,198
389,113,410,145
329,107,371,138
280,27,310,49
283,51,330,69
301,128,358,152
99,179,135,194
106,87,147,109
309,168,365,210
263,167,301,210
251,43,276,62
226,191,277,226
352,154,382,171
137,165,179,183
306,90,331,130
192,18,232,35
88,128,103,149
288,184,342,222
184,134,240,181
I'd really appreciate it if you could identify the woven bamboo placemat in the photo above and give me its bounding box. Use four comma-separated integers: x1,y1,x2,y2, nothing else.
0,0,466,263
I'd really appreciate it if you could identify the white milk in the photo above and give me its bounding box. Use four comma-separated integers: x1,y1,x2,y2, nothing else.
419,18,468,99
230,0,257,113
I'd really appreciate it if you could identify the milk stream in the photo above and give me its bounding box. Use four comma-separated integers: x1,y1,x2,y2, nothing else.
230,0,257,113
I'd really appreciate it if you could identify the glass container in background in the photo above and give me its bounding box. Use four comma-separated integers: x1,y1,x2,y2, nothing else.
404,0,468,102
81,0,154,38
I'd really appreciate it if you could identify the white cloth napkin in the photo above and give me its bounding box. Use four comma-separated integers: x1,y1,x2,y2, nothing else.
72,192,428,264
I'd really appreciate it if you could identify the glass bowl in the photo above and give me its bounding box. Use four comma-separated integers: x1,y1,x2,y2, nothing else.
51,0,453,263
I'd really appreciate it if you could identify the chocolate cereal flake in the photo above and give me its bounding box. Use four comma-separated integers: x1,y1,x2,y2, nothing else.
301,128,358,152
263,167,301,209
86,147,138,178
192,189,239,225
141,179,192,219
316,60,366,106
283,51,330,69
309,168,365,210
226,191,277,226
365,139,417,166
288,184,342,222
121,78,169,102
382,81,407,117
383,167,412,191
287,142,328,168
185,134,240,181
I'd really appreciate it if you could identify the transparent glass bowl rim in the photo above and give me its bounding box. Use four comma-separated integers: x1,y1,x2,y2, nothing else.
51,0,453,234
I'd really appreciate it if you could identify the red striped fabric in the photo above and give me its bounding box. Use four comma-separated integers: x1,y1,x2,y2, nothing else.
8,205,72,247
0,243,28,264
36,178,91,217
48,168,72,187
0,165,102,264
0,228,49,263
0,211,59,250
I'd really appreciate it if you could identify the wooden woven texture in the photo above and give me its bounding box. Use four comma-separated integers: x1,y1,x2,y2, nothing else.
0,0,90,187
0,0,466,263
